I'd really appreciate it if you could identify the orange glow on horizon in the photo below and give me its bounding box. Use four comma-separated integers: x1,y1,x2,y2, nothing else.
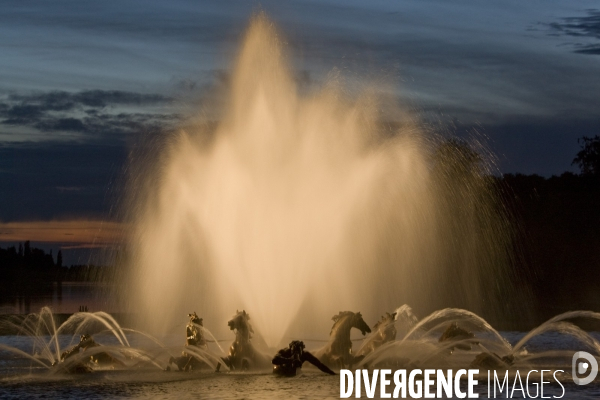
0,220,126,248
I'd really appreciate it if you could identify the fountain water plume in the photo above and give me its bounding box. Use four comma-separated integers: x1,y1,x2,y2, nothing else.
124,14,515,346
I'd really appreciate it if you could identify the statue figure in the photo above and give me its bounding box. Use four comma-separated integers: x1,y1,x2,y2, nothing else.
60,334,99,362
57,333,121,372
470,352,514,370
272,340,335,377
219,310,270,371
185,312,206,347
359,312,398,356
168,312,208,371
315,311,371,368
438,322,478,351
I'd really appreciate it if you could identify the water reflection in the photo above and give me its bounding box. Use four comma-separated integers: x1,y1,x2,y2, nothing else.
0,283,119,314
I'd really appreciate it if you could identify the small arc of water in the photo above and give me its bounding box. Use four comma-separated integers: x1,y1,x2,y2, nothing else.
109,346,164,369
119,328,166,349
50,313,126,350
512,321,600,355
14,308,62,364
46,308,61,363
0,344,50,368
1,317,52,363
401,308,509,350
178,345,230,371
358,340,400,367
511,349,584,369
394,305,419,325
93,311,130,347
198,325,226,354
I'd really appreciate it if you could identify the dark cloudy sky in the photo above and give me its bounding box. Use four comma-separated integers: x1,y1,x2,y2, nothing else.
1,0,599,252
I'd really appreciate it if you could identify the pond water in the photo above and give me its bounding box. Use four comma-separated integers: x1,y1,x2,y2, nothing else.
0,283,120,315
1,331,599,399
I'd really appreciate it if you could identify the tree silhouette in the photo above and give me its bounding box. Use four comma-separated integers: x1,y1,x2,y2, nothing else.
23,240,31,258
572,135,600,175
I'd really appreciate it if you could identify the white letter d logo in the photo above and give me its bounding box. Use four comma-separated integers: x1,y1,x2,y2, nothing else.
572,351,598,385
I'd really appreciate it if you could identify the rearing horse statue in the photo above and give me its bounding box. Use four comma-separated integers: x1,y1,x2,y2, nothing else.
357,311,398,357
220,310,270,371
317,311,371,369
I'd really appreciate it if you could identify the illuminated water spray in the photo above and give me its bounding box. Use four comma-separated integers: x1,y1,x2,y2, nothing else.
125,15,513,347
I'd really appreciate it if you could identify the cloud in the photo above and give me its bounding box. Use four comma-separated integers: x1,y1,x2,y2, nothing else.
0,89,178,141
8,90,171,109
574,45,600,55
36,117,87,132
548,9,600,55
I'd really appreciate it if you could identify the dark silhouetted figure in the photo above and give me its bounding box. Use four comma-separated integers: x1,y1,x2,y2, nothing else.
272,340,335,377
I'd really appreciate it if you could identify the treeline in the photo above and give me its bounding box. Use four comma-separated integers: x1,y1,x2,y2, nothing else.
60,264,119,282
0,241,117,299
428,135,600,328
497,172,600,323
